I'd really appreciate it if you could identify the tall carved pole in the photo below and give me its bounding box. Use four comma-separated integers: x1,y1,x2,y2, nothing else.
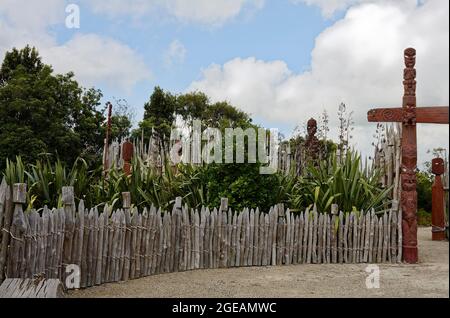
401,48,419,263
431,158,446,241
103,102,113,177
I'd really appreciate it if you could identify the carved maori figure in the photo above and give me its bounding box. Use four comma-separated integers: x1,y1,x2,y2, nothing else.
304,118,320,165
401,47,419,263
401,171,417,192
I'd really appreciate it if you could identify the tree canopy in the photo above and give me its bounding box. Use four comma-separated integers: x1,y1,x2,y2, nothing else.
0,46,106,169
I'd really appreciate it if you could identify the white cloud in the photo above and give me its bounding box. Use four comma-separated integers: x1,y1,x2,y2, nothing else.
86,0,265,25
0,0,151,91
164,40,187,67
43,34,150,91
189,0,449,164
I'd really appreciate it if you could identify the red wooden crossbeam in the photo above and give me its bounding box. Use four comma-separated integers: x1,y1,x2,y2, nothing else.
368,106,449,124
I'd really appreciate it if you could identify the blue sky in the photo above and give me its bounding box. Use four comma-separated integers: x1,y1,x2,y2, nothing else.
54,0,338,130
0,0,448,164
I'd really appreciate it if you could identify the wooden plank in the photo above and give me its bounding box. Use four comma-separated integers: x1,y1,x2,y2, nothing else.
235,211,242,267
391,210,398,263
62,199,75,283
348,213,354,263
317,214,323,264
38,211,48,280
253,209,259,266
194,210,201,269
372,214,379,263
377,217,383,263
297,212,304,264
148,206,156,275
85,209,94,286
0,184,12,282
303,209,310,264
352,213,358,263
242,209,249,267
262,214,271,266
156,210,164,274
382,212,388,263
215,208,222,269
43,208,53,280
358,213,365,263
292,214,299,264
363,212,371,263
0,178,7,237
95,212,104,285
271,207,278,266
311,209,318,264
202,208,210,269
226,209,233,268
221,211,228,268
325,214,331,263
80,208,89,287
248,210,255,266
275,214,282,266
387,210,392,263
368,211,376,263
136,213,143,276
338,212,344,264
182,207,189,272
343,213,349,263
189,209,195,271
229,211,236,267
285,209,291,265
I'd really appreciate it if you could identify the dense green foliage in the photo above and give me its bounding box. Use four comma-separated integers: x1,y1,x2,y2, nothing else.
3,150,392,214
0,46,397,216
0,46,106,169
288,151,392,213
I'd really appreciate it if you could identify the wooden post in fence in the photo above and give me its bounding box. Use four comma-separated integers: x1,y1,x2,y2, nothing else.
0,181,12,283
122,192,131,212
6,184,27,278
220,198,228,213
331,204,339,216
62,186,75,283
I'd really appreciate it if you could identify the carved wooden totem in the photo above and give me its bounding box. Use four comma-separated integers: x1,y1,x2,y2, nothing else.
368,48,449,263
122,140,134,177
401,48,419,263
304,118,320,166
431,158,446,241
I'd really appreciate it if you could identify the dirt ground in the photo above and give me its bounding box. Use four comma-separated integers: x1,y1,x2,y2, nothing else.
69,227,449,298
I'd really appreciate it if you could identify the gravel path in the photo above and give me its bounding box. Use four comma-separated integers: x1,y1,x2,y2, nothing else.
69,227,449,298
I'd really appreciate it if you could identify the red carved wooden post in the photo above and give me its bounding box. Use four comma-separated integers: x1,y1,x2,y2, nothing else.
122,140,134,177
367,48,449,263
401,48,418,264
431,158,446,241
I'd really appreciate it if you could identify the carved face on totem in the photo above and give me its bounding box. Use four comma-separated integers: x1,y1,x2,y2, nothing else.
307,118,317,137
401,171,417,192
402,145,417,167
401,191,417,217
122,141,134,162
404,48,416,68
403,106,417,126
432,158,445,175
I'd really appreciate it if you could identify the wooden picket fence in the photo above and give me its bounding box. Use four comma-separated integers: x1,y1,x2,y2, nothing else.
0,183,402,290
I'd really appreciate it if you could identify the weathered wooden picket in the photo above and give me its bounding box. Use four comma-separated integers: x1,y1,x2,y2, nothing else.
0,183,402,290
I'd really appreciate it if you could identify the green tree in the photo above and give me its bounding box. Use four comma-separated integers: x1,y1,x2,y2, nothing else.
0,46,105,169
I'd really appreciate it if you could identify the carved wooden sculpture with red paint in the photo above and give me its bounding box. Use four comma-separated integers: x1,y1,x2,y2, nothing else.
431,158,446,241
368,48,449,263
122,140,134,177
